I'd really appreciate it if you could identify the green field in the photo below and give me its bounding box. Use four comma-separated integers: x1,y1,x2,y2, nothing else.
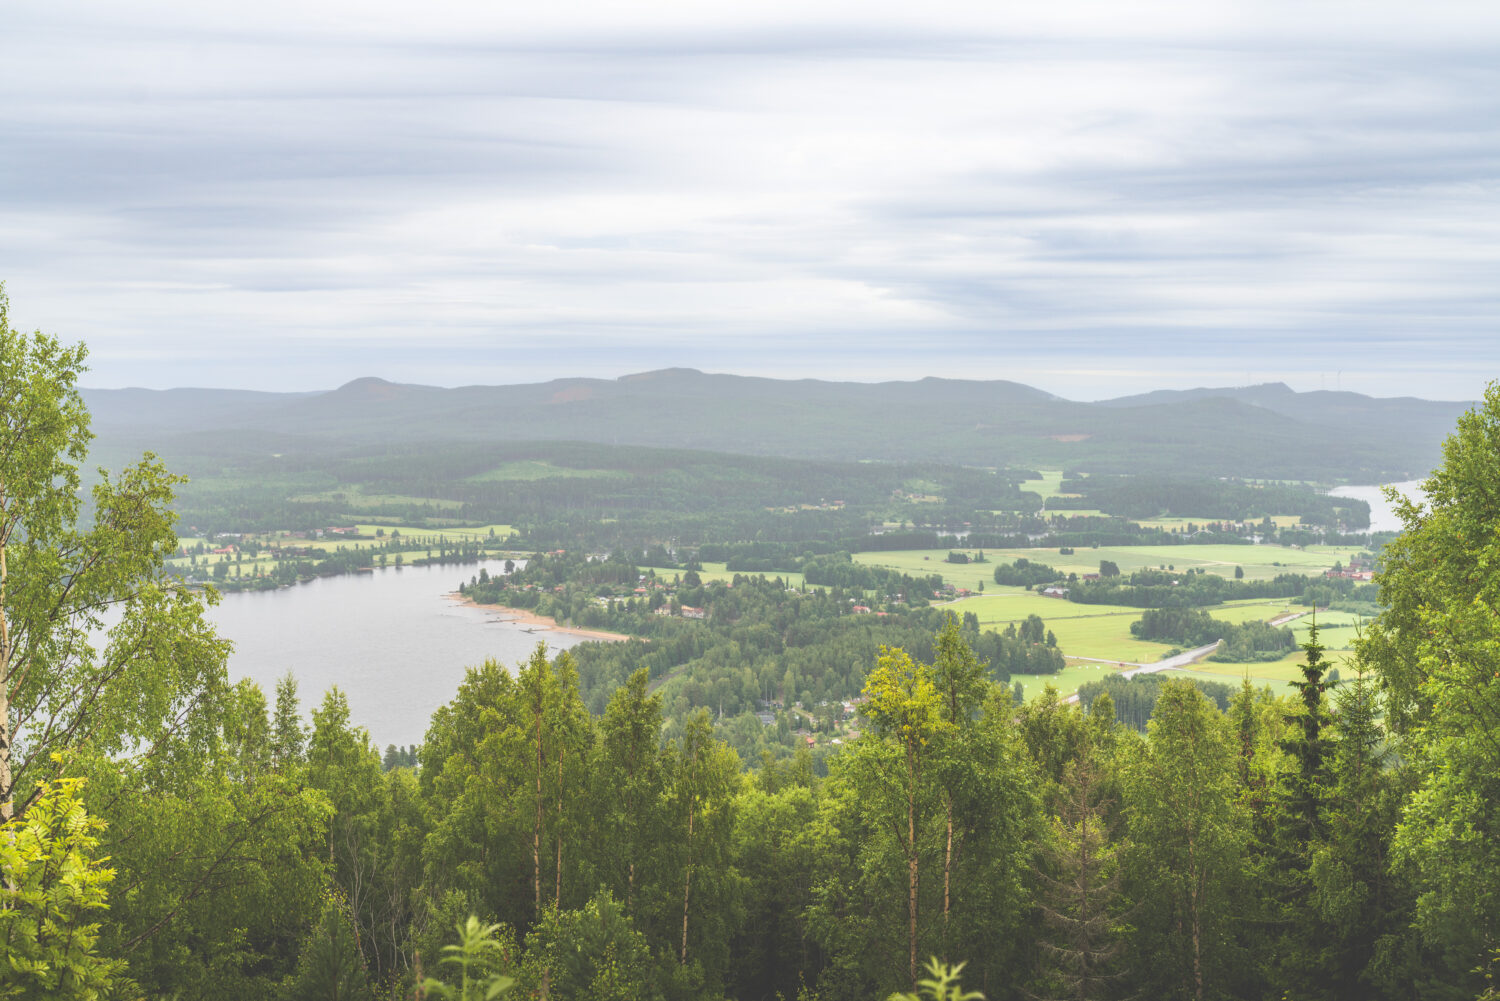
653,561,808,589
856,544,1336,587
1013,653,1346,705
943,584,1338,701
1019,470,1071,501
943,590,1303,664
1012,662,1121,702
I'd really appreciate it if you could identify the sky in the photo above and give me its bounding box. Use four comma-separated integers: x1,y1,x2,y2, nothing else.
2,0,1497,401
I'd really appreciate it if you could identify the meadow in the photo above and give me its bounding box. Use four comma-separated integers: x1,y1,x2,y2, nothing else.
854,543,1338,587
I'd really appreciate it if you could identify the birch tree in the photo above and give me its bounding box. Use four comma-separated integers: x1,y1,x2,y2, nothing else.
1,289,227,819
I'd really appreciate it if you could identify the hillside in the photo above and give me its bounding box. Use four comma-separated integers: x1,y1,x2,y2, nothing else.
83,369,1468,481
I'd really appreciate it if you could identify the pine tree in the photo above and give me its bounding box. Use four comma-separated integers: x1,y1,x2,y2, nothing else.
272,672,308,770
1034,737,1128,1001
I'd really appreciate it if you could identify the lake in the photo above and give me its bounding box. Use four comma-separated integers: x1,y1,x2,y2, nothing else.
205,559,587,747
1327,478,1425,534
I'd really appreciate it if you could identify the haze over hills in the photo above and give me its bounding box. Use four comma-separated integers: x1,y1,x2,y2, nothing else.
83,369,1470,482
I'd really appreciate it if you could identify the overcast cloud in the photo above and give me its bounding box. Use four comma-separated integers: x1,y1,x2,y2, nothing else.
2,0,1496,399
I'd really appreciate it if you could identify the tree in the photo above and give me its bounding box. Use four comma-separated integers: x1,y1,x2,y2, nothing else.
1033,722,1128,1001
283,890,372,1001
666,708,741,976
272,673,307,770
862,647,945,987
591,670,667,917
0,775,125,999
1124,681,1248,1001
1,290,229,822
1356,383,1500,989
518,890,658,1001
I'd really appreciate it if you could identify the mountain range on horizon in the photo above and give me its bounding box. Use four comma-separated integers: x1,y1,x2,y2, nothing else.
82,368,1473,483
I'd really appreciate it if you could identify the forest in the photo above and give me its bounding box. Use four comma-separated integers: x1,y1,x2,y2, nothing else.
8,317,1500,1001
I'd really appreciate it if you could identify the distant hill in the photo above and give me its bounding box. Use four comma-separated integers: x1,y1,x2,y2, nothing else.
82,370,1469,482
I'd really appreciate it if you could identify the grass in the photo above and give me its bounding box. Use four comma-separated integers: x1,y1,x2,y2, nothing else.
1012,663,1119,702
1013,648,1353,705
650,562,808,589
1018,470,1071,501
855,545,1336,589
943,591,1304,665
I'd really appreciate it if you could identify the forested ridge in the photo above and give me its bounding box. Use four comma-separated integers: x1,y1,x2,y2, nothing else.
9,306,1500,1000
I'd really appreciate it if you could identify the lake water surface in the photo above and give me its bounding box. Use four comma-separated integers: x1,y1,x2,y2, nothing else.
206,560,583,747
1327,479,1425,534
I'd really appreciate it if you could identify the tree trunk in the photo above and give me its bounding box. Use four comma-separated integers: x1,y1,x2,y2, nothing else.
534,705,544,913
943,791,953,931
1188,833,1203,1001
0,519,11,825
680,800,695,965
907,745,919,987
555,744,565,911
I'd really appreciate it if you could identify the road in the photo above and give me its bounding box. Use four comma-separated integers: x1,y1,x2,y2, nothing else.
1062,640,1223,703
1118,641,1224,678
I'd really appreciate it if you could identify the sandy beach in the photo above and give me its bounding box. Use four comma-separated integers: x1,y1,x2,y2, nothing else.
449,592,631,642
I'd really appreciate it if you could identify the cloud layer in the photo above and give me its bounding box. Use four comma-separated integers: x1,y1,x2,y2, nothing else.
3,1,1496,399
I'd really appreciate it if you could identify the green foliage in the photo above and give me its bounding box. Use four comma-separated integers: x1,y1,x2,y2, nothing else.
993,558,1060,588
283,890,372,1001
0,774,125,1000
419,916,515,1001
0,295,230,821
1123,681,1251,1000
887,958,983,1001
518,891,659,1001
1357,383,1500,990
1129,607,1296,661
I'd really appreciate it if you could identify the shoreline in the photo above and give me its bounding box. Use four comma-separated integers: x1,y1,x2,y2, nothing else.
447,592,631,643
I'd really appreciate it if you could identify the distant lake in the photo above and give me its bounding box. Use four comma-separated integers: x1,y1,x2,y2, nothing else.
1328,479,1425,534
204,560,584,748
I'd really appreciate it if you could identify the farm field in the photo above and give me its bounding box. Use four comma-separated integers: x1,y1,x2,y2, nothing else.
1012,662,1122,702
854,544,1337,586
1165,667,1303,691
1014,651,1337,705
663,561,808,589
1019,470,1072,500
945,590,1302,664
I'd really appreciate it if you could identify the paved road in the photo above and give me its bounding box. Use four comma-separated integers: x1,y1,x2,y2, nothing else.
1062,640,1223,703
1118,641,1223,678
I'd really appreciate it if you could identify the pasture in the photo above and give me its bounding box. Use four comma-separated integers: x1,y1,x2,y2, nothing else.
659,561,808,589
854,544,1337,587
1018,470,1072,501
943,591,1303,664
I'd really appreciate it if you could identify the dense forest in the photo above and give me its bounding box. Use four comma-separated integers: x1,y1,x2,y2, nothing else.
9,315,1500,1001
